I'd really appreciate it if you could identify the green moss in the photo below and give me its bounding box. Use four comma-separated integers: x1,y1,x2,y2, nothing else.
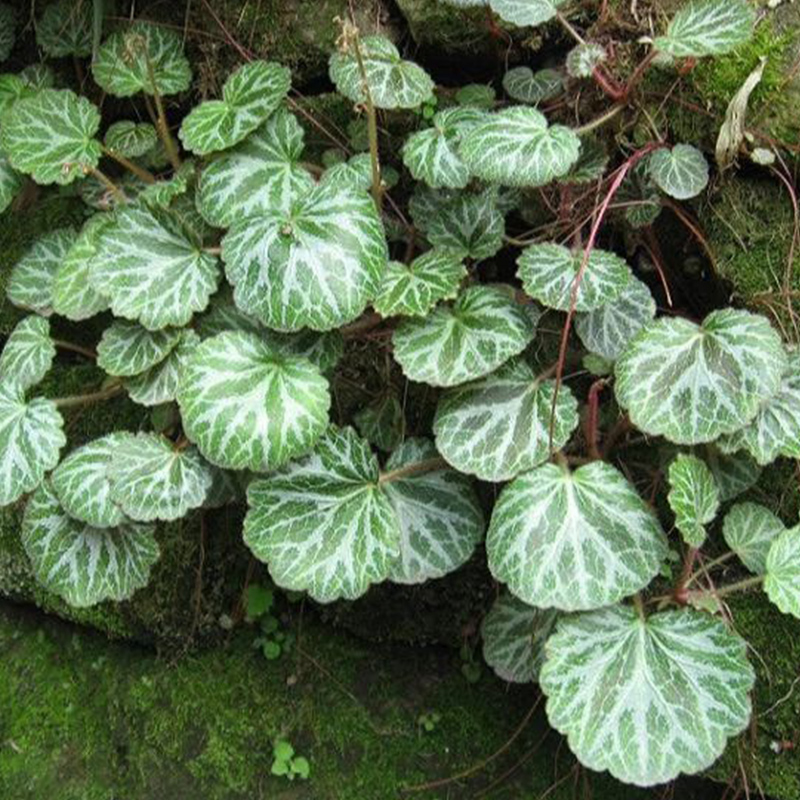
395,0,499,54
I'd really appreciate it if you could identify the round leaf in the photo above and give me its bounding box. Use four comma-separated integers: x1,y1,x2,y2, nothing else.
0,148,23,213
667,453,719,547
701,445,761,503
765,527,800,618
96,320,182,377
489,0,566,26
649,144,709,200
723,502,784,575
104,121,158,158
125,329,200,407
36,0,92,57
654,0,755,58
0,316,55,391
566,43,607,78
503,67,563,104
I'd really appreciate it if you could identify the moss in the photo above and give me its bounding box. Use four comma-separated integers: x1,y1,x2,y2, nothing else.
395,0,500,55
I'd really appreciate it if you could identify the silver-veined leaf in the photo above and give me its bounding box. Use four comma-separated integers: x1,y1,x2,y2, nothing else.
723,502,784,575
1,88,101,185
433,357,578,481
0,382,65,505
565,138,609,184
489,0,567,27
108,433,213,522
354,395,405,452
481,593,559,683
179,61,291,155
91,200,220,330
459,106,581,187
0,73,31,119
649,144,709,200
615,310,786,445
575,276,656,361
104,121,158,158
401,107,487,189
383,437,483,584
702,445,761,503
374,250,466,318
487,461,668,610
517,242,631,312
502,67,563,104
196,107,314,228
22,481,159,607
566,43,607,78
392,285,536,388
221,179,387,332
0,148,23,213
667,453,719,547
36,0,92,57
92,21,192,97
540,605,755,786
0,316,55,390
177,331,330,471
125,329,200,407
0,3,15,61
96,320,182,377
51,433,134,529
654,0,755,58
455,83,495,108
19,63,54,90
139,159,194,209
243,426,400,602
764,527,800,618
7,227,78,315
329,35,434,110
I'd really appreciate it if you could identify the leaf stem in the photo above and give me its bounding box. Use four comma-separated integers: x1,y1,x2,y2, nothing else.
585,379,607,460
143,52,182,171
87,166,127,203
378,456,447,485
54,382,125,409
575,103,625,135
691,574,765,600
555,12,586,45
101,146,157,184
53,339,97,360
686,551,736,587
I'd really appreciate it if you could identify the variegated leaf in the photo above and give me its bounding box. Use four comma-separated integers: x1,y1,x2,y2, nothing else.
126,329,200,406
401,107,487,189
723,502,784,575
91,200,220,330
36,0,92,57
139,159,194,209
92,21,192,97
0,73,31,119
104,121,158,158
22,480,159,607
177,331,330,471
481,593,559,683
615,310,786,445
517,242,631,312
179,61,291,155
244,426,400,602
702,445,761,503
196,107,314,227
96,320,182,377
489,0,567,27
329,35,434,110
0,148,23,213
354,395,405,452
0,382,65,505
7,227,78,315
221,179,387,332
566,43,607,78
459,106,581,187
0,316,55,390
655,0,755,58
319,152,373,193
487,461,668,610
565,138,609,184
374,250,466,318
51,433,134,528
575,276,656,361
667,453,719,547
540,605,754,786
392,286,536,388
433,357,578,481
649,144,709,200
18,63,54,90
108,433,213,522
503,67,563,104
765,526,800,618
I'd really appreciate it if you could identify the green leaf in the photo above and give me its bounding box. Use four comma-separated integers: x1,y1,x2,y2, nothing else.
701,444,761,503
540,605,755,786
489,0,567,27
177,331,330,471
723,502,784,575
517,243,631,312
108,433,213,522
718,352,800,465
0,382,65,505
459,106,581,187
104,121,158,158
392,286,537,388
221,179,387,332
502,67,563,104
434,357,578,481
481,593,559,683
649,144,709,200
7,227,78,315
0,148,23,213
92,21,192,97
455,83,495,108
36,0,92,58
96,320,182,377
19,64,54,90
196,107,314,228
51,433,133,529
487,461,667,611
0,4,15,61
244,426,400,602
125,329,200,407
329,35,434,110
0,316,55,390
1,89,101,185
354,395,405,452
564,138,609,184
764,527,800,618
401,107,487,189
383,438,484,584
615,310,786,445
374,250,466,318
667,453,719,547
318,153,372,193
575,276,656,361
566,43,607,78
655,0,755,58
138,160,195,209
179,61,291,155
0,73,31,119
52,214,113,321
22,480,159,607
291,756,310,780
91,200,220,330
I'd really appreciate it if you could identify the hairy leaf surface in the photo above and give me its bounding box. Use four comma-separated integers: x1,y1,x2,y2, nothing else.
96,321,182,377
765,527,800,618
104,121,158,158
125,329,200,406
649,145,709,200
503,67,563,104
36,0,92,57
723,502,784,575
489,0,567,27
667,453,719,547
0,148,23,213
0,316,55,390
655,0,755,58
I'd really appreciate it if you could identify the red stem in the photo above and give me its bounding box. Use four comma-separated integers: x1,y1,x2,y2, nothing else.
585,379,606,460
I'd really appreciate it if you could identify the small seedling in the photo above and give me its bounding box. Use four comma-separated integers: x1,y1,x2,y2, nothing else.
271,739,310,782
